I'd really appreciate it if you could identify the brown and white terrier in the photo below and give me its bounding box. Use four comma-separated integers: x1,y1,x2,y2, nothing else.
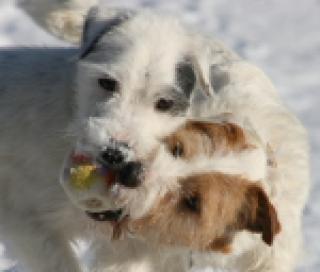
121,120,280,254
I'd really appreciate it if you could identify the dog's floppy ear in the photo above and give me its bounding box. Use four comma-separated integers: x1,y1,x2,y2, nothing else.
190,54,231,97
176,58,230,99
239,185,281,246
209,64,230,92
176,60,197,99
80,7,134,59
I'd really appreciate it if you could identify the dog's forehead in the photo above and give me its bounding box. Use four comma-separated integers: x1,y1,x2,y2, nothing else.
81,10,194,94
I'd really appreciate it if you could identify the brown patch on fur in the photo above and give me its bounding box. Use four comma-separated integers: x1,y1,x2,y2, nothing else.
207,236,232,253
238,185,281,245
164,120,255,160
123,120,279,251
129,173,280,253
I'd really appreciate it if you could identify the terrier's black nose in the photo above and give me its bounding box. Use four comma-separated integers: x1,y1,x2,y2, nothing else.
118,161,142,188
99,147,125,169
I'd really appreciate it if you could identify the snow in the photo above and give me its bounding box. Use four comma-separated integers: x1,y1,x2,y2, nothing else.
0,0,319,271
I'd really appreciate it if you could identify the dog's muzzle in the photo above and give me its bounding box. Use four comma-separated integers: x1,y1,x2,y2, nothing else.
98,145,143,188
59,142,144,222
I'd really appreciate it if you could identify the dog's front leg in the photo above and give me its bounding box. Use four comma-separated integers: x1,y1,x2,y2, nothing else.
85,239,188,272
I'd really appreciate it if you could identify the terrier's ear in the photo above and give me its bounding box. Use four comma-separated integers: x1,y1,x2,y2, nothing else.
191,57,214,97
209,64,230,93
80,7,134,58
176,60,197,99
190,55,231,97
239,185,281,246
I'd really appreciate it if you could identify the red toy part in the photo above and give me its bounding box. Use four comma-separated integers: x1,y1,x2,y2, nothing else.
105,170,116,188
71,153,92,164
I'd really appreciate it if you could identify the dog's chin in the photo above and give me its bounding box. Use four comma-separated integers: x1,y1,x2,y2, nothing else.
81,180,129,223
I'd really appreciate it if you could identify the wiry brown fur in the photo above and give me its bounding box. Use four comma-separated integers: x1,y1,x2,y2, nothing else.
129,173,280,253
164,120,254,160
124,121,280,253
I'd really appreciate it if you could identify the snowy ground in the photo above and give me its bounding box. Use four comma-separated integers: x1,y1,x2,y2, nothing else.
0,0,319,271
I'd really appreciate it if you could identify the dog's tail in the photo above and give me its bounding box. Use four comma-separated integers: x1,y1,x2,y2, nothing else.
17,0,98,44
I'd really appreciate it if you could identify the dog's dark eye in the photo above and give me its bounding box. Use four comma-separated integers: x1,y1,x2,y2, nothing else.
171,142,184,158
98,77,119,93
155,98,174,112
182,195,201,213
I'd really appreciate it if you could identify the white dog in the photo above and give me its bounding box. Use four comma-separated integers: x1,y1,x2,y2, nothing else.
0,3,309,272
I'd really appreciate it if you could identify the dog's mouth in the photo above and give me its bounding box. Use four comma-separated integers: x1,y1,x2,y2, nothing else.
86,208,131,240
86,208,123,222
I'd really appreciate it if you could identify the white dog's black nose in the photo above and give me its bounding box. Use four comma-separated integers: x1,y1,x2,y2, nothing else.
118,161,142,188
99,146,125,168
98,145,142,188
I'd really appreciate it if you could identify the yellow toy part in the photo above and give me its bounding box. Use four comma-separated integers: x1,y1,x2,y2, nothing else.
70,164,102,190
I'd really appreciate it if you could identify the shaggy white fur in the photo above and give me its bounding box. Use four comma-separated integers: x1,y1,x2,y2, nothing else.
0,3,309,272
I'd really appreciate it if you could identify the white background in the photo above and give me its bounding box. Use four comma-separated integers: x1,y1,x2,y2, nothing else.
0,0,319,271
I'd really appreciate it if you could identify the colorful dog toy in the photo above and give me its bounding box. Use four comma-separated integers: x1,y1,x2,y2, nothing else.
60,151,117,212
